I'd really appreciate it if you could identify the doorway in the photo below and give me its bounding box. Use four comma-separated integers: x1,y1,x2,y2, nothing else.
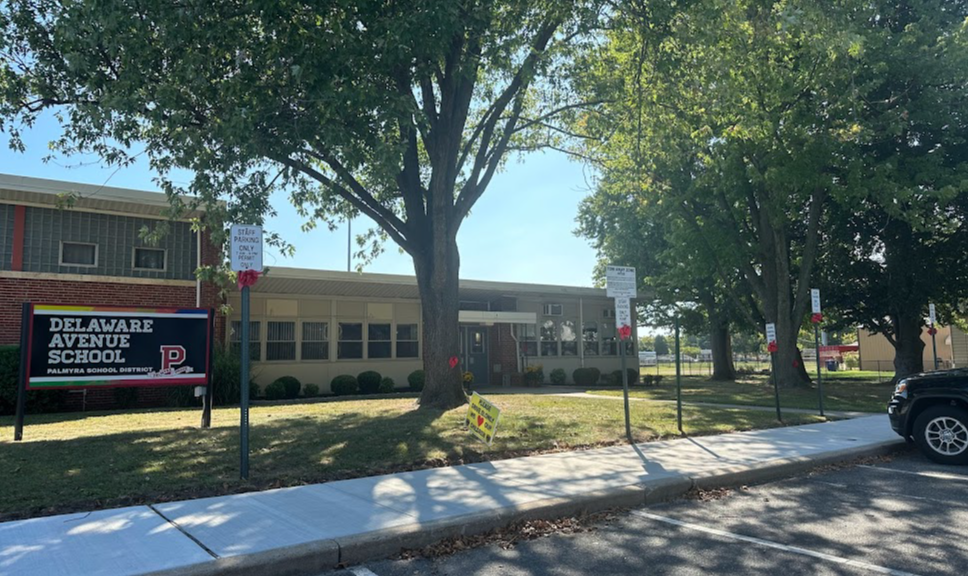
460,325,490,385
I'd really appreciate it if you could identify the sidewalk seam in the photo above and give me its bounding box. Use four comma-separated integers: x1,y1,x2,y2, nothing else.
148,504,220,560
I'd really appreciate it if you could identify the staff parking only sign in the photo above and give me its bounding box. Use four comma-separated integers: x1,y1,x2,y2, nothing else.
24,304,212,389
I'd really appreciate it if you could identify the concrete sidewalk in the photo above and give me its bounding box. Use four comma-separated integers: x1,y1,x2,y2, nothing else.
0,416,902,576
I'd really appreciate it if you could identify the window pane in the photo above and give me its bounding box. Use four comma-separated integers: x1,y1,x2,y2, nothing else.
520,341,538,356
134,248,165,270
397,341,419,358
302,322,328,341
368,342,392,358
338,342,363,359
540,320,558,356
339,323,362,341
583,322,599,355
368,323,391,341
266,321,295,361
396,324,418,341
62,243,96,265
301,341,328,360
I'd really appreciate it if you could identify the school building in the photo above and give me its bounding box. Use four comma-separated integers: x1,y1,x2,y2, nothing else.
857,324,968,373
1,173,634,402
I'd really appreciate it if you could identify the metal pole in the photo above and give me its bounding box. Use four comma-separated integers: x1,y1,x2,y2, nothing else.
240,286,250,479
201,309,214,428
814,324,824,417
675,316,682,433
931,328,938,370
621,334,632,442
347,219,351,272
771,353,782,422
14,303,30,441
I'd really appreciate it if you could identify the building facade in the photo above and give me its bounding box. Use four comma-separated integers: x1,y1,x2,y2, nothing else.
226,268,636,393
857,324,968,372
0,174,223,409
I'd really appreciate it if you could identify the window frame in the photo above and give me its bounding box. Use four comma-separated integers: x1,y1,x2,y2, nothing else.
264,320,297,362
59,241,98,268
337,321,364,360
367,322,393,360
395,323,420,359
300,320,330,362
131,246,167,272
230,320,262,361
540,319,559,357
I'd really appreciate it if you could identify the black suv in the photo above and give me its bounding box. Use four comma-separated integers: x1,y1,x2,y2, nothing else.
888,367,968,465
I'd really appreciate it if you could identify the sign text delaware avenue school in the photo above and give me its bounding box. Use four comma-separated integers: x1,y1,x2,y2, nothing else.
24,304,212,389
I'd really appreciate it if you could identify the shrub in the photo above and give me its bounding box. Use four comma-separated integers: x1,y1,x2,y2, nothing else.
303,383,320,397
462,371,474,388
549,368,567,385
357,370,383,395
572,367,600,387
331,374,359,396
653,375,664,386
264,380,287,400
407,370,425,392
608,369,640,386
642,374,654,386
272,376,302,399
523,364,544,386
249,382,260,400
0,346,68,415
379,377,395,394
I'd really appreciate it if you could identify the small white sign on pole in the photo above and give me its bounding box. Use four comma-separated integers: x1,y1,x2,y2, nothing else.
811,289,821,315
230,224,264,272
615,298,632,333
928,303,936,325
606,265,637,299
765,323,777,344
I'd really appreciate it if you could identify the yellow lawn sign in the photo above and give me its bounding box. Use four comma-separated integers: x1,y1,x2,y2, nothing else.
466,392,502,446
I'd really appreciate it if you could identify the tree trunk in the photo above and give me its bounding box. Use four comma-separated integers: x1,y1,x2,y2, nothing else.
709,325,736,381
772,314,811,387
413,239,467,410
891,311,925,383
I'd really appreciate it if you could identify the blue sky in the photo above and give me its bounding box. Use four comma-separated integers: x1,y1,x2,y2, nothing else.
1,113,603,288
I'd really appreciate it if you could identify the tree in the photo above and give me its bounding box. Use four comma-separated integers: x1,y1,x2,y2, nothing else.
572,0,868,386
0,0,604,409
653,335,669,356
815,1,967,382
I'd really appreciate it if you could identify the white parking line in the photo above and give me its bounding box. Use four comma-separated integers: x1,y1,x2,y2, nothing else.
348,566,378,576
631,510,915,576
857,464,968,481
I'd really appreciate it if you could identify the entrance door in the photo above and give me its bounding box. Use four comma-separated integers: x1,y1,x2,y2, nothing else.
460,326,489,385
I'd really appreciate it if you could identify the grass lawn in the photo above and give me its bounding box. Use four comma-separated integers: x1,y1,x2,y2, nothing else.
590,374,894,413
0,395,824,521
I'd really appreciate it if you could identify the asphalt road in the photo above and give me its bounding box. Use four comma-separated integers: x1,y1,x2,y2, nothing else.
336,446,968,576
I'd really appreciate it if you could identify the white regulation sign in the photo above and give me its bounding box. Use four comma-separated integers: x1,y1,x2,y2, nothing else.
606,265,637,299
230,224,264,272
928,303,936,325
765,322,777,344
615,298,632,332
811,288,821,314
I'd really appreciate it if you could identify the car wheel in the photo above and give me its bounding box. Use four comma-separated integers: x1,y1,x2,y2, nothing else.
912,405,968,465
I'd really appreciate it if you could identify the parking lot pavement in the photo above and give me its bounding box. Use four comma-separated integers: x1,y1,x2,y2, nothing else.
334,446,967,576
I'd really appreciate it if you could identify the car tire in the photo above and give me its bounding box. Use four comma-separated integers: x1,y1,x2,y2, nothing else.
912,404,968,465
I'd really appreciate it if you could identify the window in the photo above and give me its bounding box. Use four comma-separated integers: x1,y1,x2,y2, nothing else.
230,321,261,360
133,247,166,270
543,303,563,316
368,323,392,359
560,320,578,356
266,321,296,361
583,321,599,356
60,242,97,266
396,324,419,358
338,323,363,359
602,324,617,356
301,322,328,360
541,320,558,356
603,308,615,319
516,324,538,357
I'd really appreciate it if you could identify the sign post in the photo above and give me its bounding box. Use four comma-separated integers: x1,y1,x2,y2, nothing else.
606,265,636,443
675,315,682,433
928,303,938,370
231,224,263,480
811,289,824,417
766,322,782,422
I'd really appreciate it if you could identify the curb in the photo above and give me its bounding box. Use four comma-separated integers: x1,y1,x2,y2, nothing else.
148,439,905,575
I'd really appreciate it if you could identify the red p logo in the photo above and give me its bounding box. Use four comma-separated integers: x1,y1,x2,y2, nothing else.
160,346,186,371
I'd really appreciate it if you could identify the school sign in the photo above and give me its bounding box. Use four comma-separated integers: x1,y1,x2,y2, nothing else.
23,304,212,389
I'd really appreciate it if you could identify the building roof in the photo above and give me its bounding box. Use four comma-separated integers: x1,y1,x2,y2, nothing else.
251,266,611,300
0,173,205,219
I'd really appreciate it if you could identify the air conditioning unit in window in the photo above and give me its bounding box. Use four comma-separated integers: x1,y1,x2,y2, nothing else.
542,303,563,316
603,308,615,319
